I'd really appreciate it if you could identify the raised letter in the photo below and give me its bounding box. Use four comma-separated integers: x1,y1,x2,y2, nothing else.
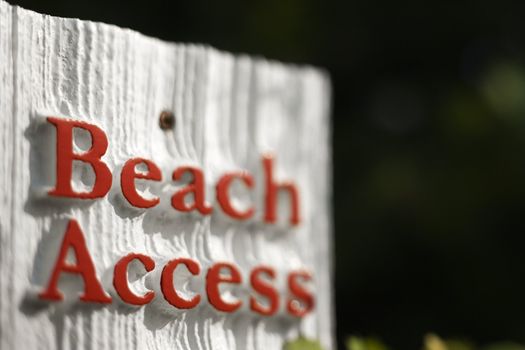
250,266,279,316
113,253,155,305
287,271,314,317
216,171,255,220
171,166,212,215
206,262,242,312
121,158,162,208
161,258,201,309
262,154,301,225
39,219,112,303
47,117,112,199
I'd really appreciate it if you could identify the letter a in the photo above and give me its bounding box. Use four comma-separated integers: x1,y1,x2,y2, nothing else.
171,166,212,215
39,219,112,303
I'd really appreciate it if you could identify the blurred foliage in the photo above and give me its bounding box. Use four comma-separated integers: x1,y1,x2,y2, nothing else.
483,344,525,350
347,336,389,350
423,334,473,350
284,334,525,350
345,335,525,350
284,337,324,350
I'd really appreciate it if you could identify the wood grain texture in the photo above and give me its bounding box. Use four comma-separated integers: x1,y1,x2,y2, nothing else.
0,1,334,349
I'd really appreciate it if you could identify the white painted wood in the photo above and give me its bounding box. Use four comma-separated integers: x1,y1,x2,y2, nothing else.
0,1,334,349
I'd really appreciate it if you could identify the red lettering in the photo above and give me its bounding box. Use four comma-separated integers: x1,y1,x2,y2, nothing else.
47,117,112,199
287,271,314,317
120,158,162,208
161,258,201,309
206,262,242,313
171,166,213,215
113,253,155,305
262,155,301,225
39,219,111,303
250,266,279,316
216,172,255,220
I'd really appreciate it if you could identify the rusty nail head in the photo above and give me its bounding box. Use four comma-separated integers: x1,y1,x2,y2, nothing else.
159,110,175,130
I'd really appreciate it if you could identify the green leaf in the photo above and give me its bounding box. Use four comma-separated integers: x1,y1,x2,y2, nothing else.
483,343,525,350
444,339,475,350
346,336,389,350
283,336,324,350
423,334,475,350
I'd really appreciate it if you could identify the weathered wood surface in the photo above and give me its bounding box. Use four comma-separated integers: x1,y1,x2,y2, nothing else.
0,1,333,349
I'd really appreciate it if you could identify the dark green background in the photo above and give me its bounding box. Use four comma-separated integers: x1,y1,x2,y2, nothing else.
9,0,525,348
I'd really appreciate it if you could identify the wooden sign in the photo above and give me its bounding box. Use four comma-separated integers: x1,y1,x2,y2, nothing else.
0,1,334,349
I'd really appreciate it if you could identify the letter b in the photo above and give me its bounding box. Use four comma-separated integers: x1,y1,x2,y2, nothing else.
47,117,112,199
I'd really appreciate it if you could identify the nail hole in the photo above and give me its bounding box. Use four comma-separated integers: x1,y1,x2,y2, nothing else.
159,110,175,130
